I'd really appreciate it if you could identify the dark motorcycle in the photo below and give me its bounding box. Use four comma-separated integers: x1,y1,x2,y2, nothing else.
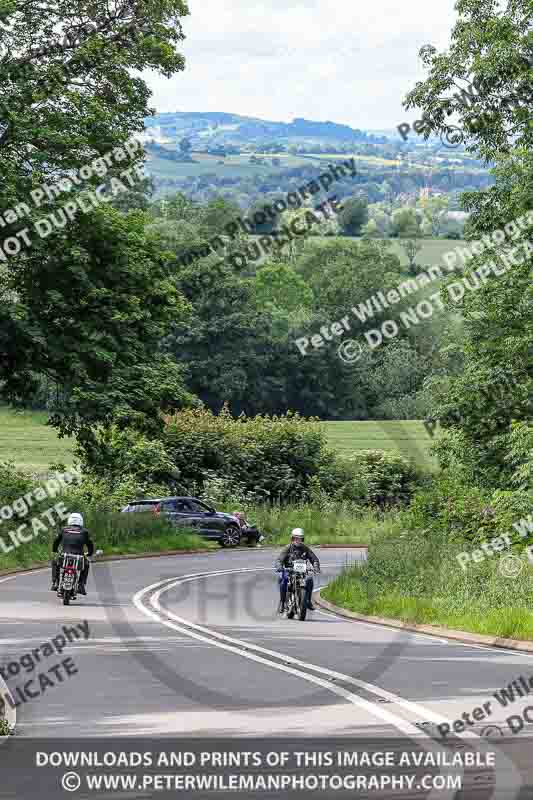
58,553,84,606
285,560,315,621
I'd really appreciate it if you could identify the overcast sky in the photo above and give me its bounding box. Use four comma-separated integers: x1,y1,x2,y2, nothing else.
145,0,458,130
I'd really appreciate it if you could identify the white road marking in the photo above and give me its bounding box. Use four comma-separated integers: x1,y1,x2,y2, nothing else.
0,569,48,585
136,568,523,796
0,559,523,793
136,569,463,734
134,569,435,739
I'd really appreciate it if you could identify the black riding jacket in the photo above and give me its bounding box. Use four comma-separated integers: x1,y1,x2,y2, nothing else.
53,526,94,556
276,543,320,571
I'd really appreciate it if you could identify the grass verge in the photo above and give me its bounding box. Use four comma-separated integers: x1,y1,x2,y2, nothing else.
225,505,386,548
323,542,533,642
0,511,213,573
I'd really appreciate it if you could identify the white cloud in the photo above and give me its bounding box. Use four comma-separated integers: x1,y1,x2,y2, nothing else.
145,0,458,128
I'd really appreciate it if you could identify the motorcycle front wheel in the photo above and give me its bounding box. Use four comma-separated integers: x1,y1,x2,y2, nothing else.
297,587,307,621
286,590,295,619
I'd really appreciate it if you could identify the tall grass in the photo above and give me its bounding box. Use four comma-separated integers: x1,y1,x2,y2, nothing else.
221,502,389,547
0,511,210,573
323,515,533,640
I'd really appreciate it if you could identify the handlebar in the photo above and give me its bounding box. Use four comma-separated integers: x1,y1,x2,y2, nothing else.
280,564,320,574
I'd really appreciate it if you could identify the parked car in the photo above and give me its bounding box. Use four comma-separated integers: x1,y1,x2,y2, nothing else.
121,496,243,547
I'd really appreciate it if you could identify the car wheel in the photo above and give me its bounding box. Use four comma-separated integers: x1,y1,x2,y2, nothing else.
221,525,241,547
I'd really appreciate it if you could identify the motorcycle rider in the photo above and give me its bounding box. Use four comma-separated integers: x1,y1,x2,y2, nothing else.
275,528,320,613
51,512,94,595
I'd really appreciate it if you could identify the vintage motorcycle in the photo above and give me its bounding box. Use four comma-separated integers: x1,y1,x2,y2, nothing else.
285,560,316,621
57,553,85,606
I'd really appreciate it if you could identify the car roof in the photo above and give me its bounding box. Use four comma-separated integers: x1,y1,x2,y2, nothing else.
127,496,204,504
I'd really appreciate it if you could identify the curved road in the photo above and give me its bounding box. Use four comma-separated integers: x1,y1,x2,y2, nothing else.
1,547,533,795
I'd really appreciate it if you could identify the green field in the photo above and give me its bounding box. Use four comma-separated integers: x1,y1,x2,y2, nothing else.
0,407,75,473
0,407,434,473
323,420,435,468
146,154,275,180
314,236,459,270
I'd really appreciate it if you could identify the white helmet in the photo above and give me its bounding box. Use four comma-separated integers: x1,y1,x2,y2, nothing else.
67,512,84,527
291,528,304,541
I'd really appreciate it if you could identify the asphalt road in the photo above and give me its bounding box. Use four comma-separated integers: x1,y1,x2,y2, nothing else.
2,547,533,796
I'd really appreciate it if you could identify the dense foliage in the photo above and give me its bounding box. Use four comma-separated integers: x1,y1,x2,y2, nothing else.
75,407,421,507
0,0,193,436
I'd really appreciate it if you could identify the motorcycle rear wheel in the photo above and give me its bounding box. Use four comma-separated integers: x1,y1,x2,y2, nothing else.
63,590,71,606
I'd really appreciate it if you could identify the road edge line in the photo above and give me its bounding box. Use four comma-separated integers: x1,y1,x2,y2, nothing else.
0,546,277,579
315,592,533,654
0,543,362,579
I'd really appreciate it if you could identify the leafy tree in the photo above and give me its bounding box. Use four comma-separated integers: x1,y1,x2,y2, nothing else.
296,238,404,320
111,175,155,213
338,196,369,236
253,263,313,314
165,254,276,415
405,0,533,487
0,0,191,431
391,207,419,238
366,202,392,236
404,0,532,162
1,0,189,190
200,196,242,236
361,218,381,238
417,195,449,237
0,206,194,437
400,238,423,274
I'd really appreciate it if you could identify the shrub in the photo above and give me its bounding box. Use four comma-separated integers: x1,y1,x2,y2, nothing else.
0,462,34,508
315,450,422,508
163,407,327,502
62,474,171,514
351,450,422,508
407,473,532,547
507,423,533,491
76,408,426,507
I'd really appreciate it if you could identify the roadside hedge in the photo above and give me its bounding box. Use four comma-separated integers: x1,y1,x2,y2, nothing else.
76,408,423,507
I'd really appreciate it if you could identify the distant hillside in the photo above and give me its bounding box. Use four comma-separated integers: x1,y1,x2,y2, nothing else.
144,111,388,147
140,110,490,203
